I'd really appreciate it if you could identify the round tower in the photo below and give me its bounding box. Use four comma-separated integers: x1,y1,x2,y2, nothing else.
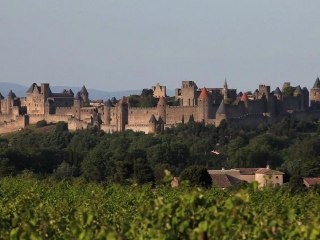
157,96,166,123
241,92,249,112
74,92,82,119
7,90,16,115
148,114,157,133
215,100,227,126
0,92,4,114
80,86,90,107
197,87,209,122
118,97,128,132
104,99,112,125
310,77,320,109
273,87,283,101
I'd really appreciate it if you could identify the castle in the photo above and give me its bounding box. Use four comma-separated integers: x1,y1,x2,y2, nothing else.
1,78,320,134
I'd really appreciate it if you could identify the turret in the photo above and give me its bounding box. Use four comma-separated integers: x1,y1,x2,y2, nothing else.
0,92,3,114
104,99,112,125
293,85,303,96
148,114,157,133
273,87,283,100
74,92,82,119
157,96,166,123
118,96,128,132
197,87,209,122
310,77,320,109
7,90,16,114
241,92,249,112
215,100,227,126
80,85,90,106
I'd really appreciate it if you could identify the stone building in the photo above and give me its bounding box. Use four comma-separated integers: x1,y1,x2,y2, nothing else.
1,77,320,134
208,166,284,188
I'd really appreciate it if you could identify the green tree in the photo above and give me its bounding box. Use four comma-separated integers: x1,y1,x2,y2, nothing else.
180,165,212,187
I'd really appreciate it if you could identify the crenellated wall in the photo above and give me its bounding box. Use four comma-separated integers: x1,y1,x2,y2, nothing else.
166,106,197,124
0,115,28,134
68,118,88,131
55,106,74,115
128,107,158,125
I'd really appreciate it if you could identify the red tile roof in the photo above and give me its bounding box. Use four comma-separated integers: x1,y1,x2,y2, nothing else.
241,93,248,101
303,177,320,186
210,174,232,188
199,87,209,100
235,168,259,175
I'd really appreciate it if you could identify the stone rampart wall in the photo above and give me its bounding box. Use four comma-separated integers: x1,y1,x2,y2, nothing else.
0,115,27,134
166,106,197,124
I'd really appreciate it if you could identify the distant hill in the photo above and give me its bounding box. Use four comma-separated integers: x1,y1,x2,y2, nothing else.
0,82,175,100
0,82,28,97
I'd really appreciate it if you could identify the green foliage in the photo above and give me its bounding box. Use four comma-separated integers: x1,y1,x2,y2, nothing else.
1,177,320,239
128,89,157,107
283,86,295,96
180,165,212,187
36,120,47,128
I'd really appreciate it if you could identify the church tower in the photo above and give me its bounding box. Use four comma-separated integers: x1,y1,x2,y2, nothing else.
222,79,229,100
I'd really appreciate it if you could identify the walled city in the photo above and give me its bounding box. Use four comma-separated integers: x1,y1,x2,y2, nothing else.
1,78,320,134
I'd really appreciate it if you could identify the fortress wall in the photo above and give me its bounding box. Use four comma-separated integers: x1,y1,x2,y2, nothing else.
68,118,88,131
0,114,15,124
55,106,74,115
80,108,95,121
304,110,320,120
125,124,150,133
229,114,268,128
166,106,197,124
226,104,245,118
1,99,8,114
45,115,70,123
109,108,118,126
247,100,267,114
100,124,117,133
282,96,301,111
28,114,45,124
128,107,158,125
0,115,27,134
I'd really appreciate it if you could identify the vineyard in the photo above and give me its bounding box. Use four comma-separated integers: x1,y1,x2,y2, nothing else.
0,173,320,239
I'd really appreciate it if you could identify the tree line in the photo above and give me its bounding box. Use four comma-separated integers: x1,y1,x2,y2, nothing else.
0,117,320,186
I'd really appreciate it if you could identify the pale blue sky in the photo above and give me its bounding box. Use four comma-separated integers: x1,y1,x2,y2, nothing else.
0,1,319,92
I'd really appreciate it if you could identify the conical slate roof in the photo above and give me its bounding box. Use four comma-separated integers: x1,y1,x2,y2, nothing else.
241,93,248,101
216,100,227,115
149,114,157,123
75,92,82,100
313,77,320,88
294,85,303,95
104,99,112,107
274,87,282,95
199,87,209,100
7,90,16,98
68,89,74,95
0,92,4,100
157,116,164,124
80,85,88,94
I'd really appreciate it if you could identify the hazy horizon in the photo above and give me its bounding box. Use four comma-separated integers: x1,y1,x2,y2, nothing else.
1,1,320,92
